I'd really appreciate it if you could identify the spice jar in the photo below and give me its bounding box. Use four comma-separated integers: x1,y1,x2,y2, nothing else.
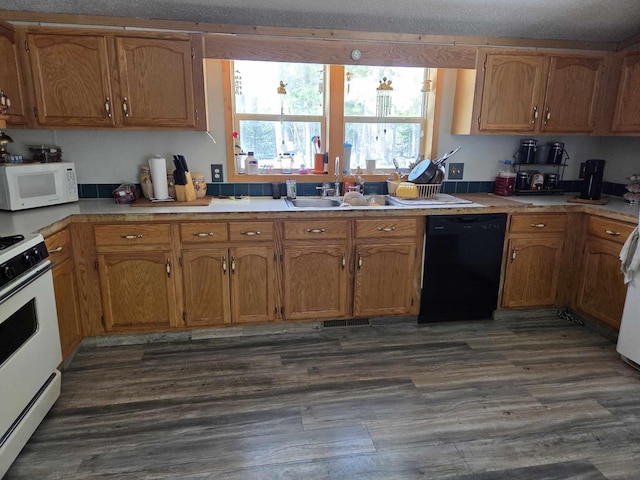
191,173,207,198
139,166,154,199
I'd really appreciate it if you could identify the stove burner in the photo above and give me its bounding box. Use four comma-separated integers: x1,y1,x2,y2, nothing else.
0,235,25,250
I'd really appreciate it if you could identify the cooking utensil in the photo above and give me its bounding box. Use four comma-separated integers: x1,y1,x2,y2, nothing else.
408,146,461,184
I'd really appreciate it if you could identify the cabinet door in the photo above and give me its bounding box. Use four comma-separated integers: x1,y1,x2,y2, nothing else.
182,248,230,326
0,22,28,126
354,243,416,317
612,53,640,133
283,245,349,321
541,56,603,133
230,246,276,324
502,236,564,308
27,33,115,127
115,35,198,128
52,257,82,360
98,250,177,331
576,238,628,329
478,54,547,132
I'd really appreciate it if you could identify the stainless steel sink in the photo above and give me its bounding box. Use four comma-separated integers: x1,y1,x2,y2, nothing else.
285,197,343,208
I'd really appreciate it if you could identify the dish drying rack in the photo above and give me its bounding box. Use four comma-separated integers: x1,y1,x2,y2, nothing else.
387,181,443,199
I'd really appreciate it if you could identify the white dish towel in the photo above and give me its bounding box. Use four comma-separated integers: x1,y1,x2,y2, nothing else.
620,225,640,284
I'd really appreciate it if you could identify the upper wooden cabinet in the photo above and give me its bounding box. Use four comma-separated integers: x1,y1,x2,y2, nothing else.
0,21,28,126
453,50,605,135
25,28,206,130
611,52,640,133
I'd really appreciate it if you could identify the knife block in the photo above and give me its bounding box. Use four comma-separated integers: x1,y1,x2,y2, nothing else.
175,172,197,202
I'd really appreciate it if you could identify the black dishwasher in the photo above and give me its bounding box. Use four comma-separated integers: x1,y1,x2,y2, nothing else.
419,213,507,323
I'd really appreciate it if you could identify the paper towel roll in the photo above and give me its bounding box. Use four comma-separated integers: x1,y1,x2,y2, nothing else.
149,156,169,200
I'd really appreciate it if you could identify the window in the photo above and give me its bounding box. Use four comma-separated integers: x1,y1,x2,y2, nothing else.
232,60,326,173
344,66,430,173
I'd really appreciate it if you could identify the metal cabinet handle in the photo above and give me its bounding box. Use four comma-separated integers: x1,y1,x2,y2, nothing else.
122,96,129,117
120,234,143,239
231,256,236,274
531,106,538,124
105,97,112,118
341,253,346,269
357,253,362,270
241,231,261,236
605,229,621,236
166,259,171,278
511,248,517,263
49,246,63,253
530,223,546,228
222,255,227,274
376,226,396,232
193,232,214,237
0,90,10,114
544,108,550,125
306,228,325,234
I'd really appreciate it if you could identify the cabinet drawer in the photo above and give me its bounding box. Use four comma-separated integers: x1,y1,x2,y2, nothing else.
510,214,566,233
587,216,635,245
45,228,72,262
180,222,228,244
229,222,274,242
94,223,171,247
356,218,418,239
284,220,348,240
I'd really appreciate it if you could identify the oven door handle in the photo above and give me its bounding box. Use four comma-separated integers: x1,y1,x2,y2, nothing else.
0,261,54,304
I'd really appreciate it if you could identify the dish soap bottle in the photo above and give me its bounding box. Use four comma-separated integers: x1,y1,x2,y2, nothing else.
245,152,259,175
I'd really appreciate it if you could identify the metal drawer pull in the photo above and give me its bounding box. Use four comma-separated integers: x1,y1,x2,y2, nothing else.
241,231,261,236
511,248,517,262
105,97,112,118
50,246,63,253
306,228,325,234
530,223,546,228
222,256,227,274
544,108,551,125
121,234,143,239
531,106,538,124
377,226,396,232
231,256,236,274
341,253,346,269
193,232,214,237
358,253,362,270
605,229,621,236
166,259,171,277
122,96,129,117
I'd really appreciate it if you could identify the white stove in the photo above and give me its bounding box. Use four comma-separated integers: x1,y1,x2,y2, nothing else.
0,233,62,477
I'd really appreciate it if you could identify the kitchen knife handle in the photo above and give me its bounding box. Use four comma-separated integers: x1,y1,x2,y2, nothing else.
605,229,621,236
120,234,143,239
222,256,227,275
122,96,129,117
105,97,112,118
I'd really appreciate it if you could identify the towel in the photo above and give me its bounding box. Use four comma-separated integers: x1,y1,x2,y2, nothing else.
620,225,640,284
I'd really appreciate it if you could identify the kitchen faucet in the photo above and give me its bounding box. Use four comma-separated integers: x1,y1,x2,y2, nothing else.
334,156,341,196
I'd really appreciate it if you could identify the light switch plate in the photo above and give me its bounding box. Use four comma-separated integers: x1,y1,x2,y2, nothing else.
211,164,224,182
448,162,464,180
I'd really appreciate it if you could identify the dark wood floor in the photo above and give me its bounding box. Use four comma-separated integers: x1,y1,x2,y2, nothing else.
6,315,640,479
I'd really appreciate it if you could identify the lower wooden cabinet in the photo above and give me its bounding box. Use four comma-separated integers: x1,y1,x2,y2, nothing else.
283,245,349,321
181,248,230,327
354,243,417,317
230,246,277,324
97,250,178,331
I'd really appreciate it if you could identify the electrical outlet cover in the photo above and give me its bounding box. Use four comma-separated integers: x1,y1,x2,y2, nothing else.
211,164,224,183
448,162,464,180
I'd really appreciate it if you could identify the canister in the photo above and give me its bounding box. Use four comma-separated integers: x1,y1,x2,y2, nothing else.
544,173,559,190
139,166,153,199
517,139,537,164
516,172,531,191
546,142,565,164
191,173,207,198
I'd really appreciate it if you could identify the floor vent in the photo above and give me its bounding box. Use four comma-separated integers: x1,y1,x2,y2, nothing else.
322,318,371,328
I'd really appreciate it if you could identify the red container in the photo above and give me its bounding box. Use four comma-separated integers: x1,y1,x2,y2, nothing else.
493,174,516,196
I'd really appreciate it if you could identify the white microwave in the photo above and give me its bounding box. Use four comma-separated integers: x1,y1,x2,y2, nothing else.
0,162,79,211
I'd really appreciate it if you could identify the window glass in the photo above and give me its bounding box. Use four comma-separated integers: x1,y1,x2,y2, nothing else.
344,66,428,171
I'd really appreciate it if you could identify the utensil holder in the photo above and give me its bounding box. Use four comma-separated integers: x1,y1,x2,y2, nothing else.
175,172,197,202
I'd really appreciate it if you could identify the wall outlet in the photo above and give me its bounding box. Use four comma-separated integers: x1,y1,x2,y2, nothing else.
579,162,586,179
448,162,464,180
211,164,224,182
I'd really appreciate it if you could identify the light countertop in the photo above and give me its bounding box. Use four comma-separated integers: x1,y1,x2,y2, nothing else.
1,193,637,238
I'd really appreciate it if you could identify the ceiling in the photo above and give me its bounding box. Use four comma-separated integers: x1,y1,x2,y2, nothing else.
3,0,640,44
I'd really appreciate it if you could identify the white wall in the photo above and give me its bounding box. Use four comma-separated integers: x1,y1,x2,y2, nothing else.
4,63,636,185
6,60,229,185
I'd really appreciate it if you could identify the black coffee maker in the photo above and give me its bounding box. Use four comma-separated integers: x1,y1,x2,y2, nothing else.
580,159,606,200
